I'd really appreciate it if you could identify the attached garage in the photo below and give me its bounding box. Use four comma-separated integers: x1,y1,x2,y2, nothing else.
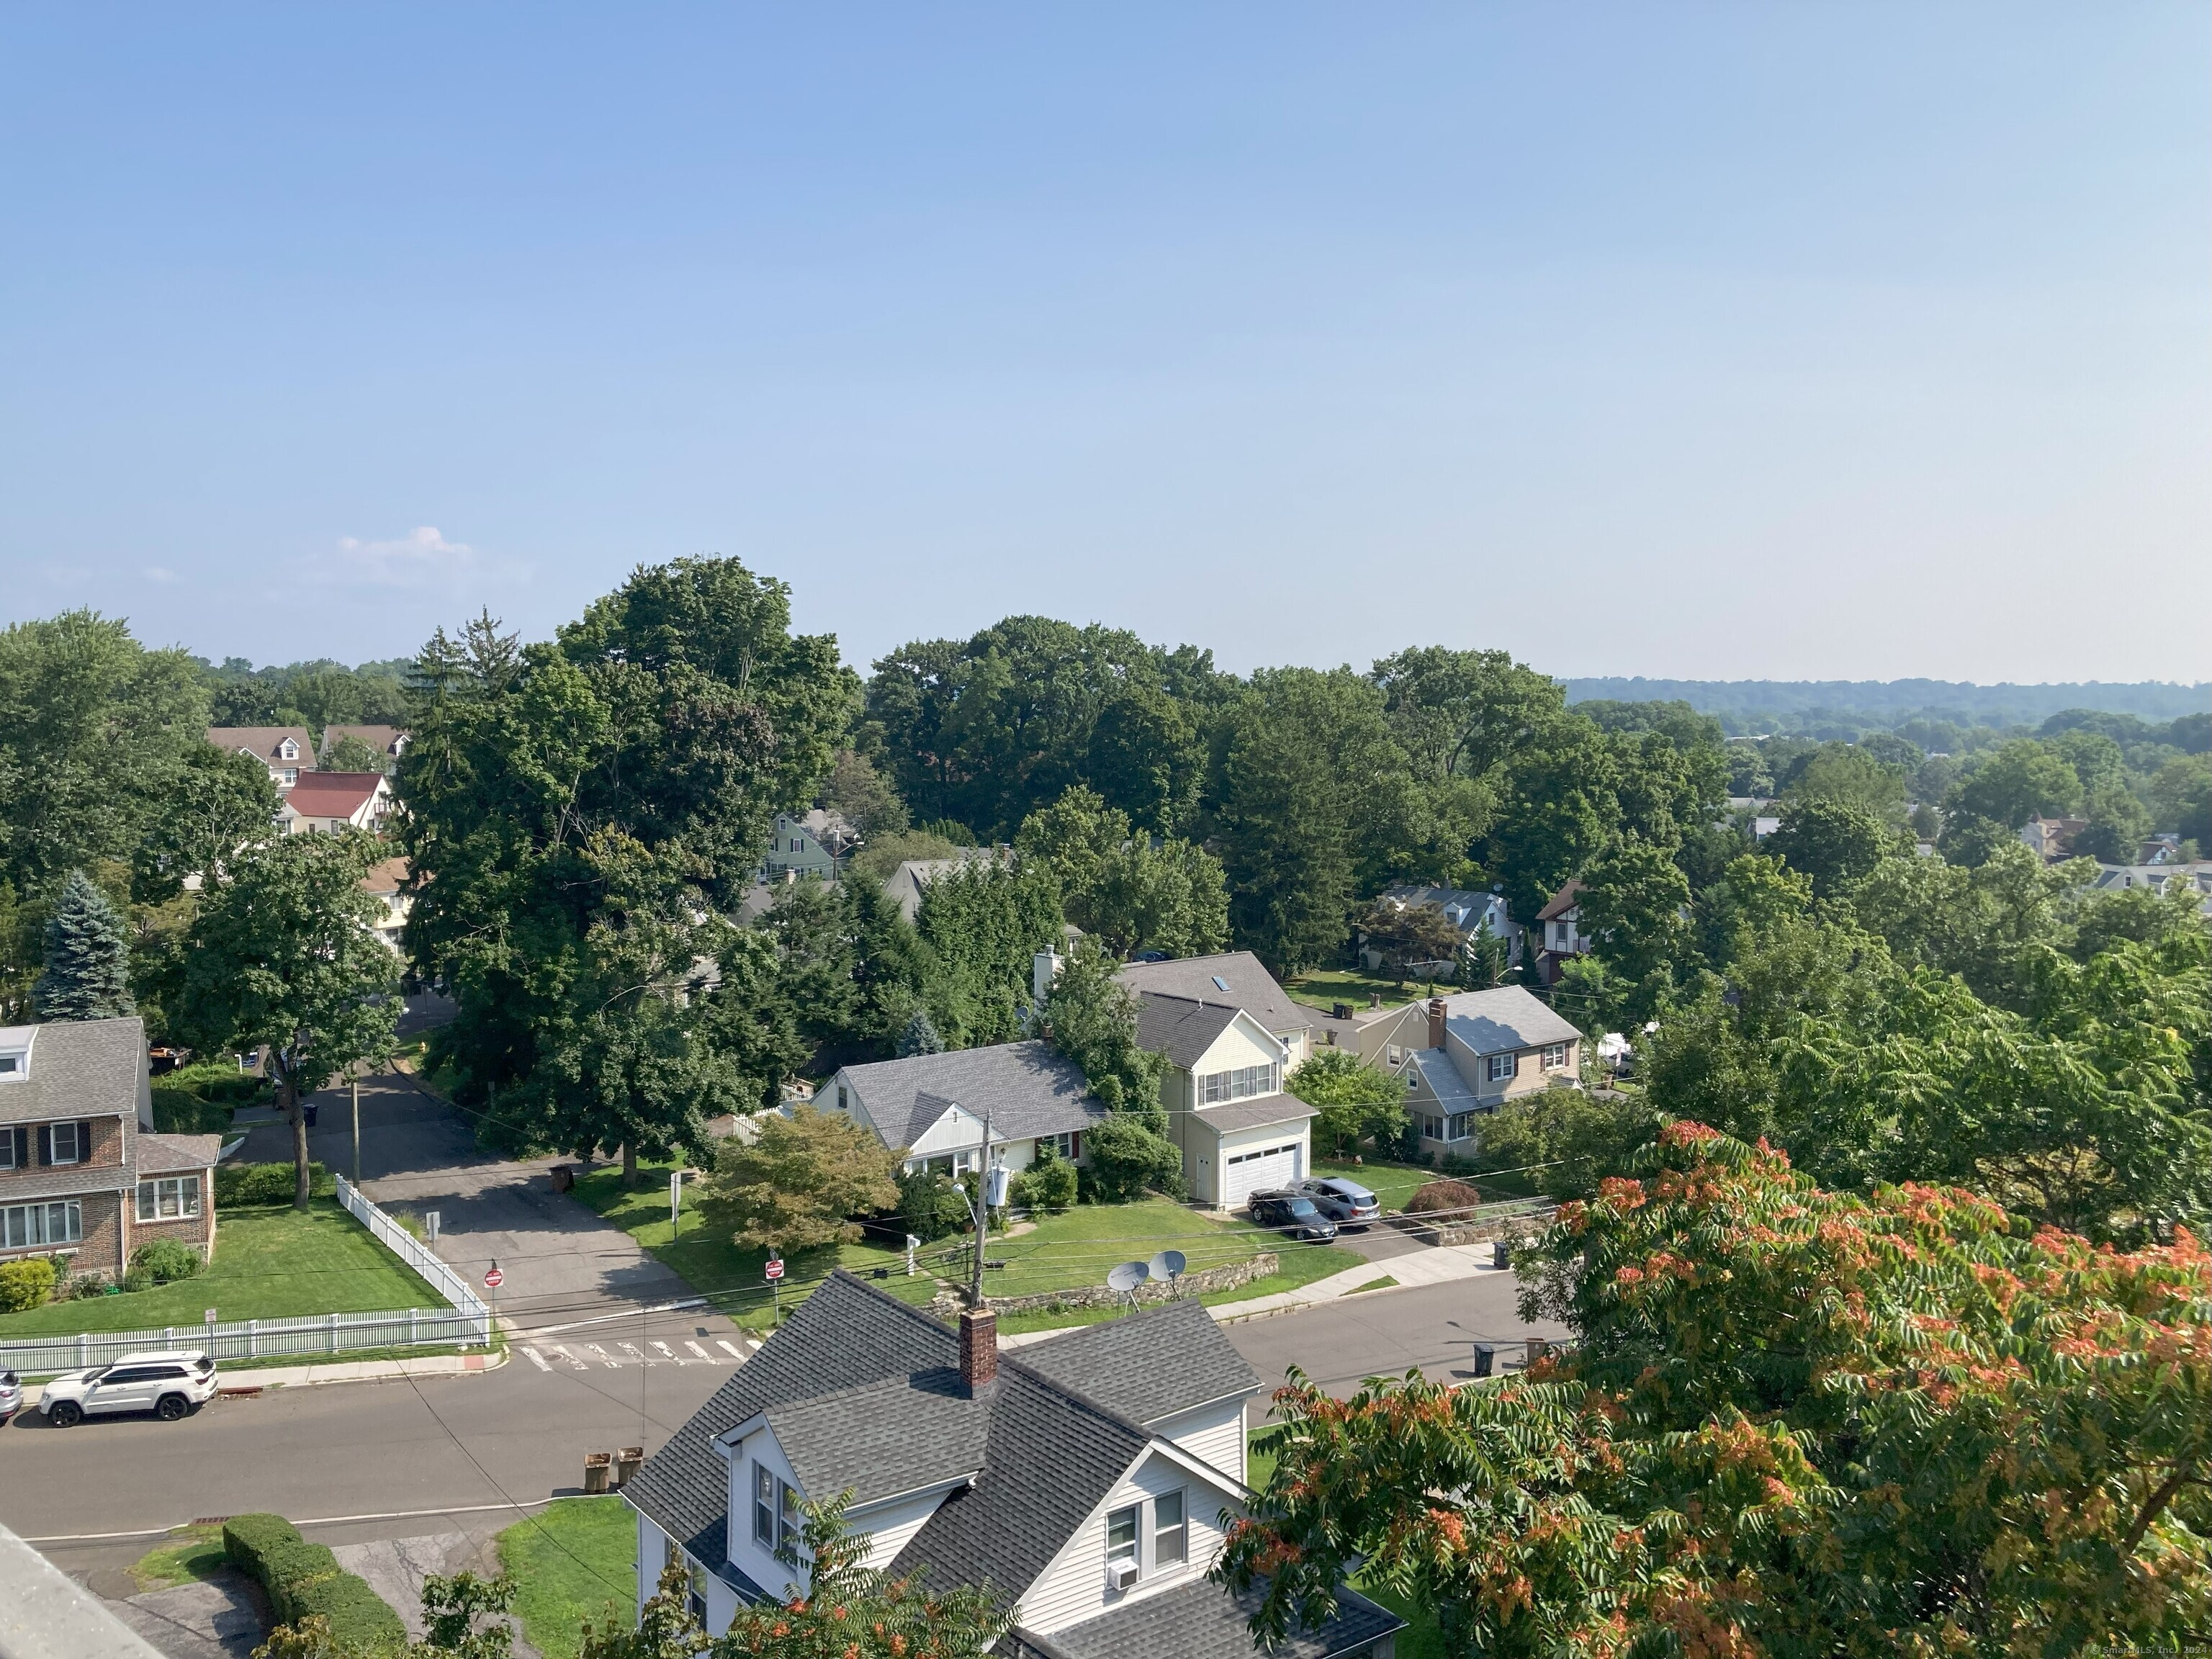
1222,1141,1303,1208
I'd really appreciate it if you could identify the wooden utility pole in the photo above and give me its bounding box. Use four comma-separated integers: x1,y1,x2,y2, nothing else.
351,1076,361,1186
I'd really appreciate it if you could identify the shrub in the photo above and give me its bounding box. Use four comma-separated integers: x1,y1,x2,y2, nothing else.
150,1087,235,1135
0,1256,57,1313
224,1514,405,1655
1404,1178,1483,1217
1082,1114,1185,1203
1010,1148,1078,1215
128,1239,203,1287
896,1169,971,1244
66,1274,112,1300
215,1161,334,1207
163,1061,271,1105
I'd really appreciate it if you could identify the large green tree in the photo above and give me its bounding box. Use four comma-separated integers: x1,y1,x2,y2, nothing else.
1950,738,2083,828
1014,786,1228,960
32,869,136,1022
178,831,401,1207
1220,1125,2212,1658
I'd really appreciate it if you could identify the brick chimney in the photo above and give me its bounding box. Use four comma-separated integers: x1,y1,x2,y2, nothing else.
960,1307,999,1395
1427,997,1448,1050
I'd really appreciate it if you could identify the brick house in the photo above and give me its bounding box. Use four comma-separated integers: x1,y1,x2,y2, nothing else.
0,1018,222,1280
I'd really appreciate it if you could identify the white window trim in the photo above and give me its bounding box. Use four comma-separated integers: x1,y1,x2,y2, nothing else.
49,1121,82,1165
136,1176,203,1223
1106,1503,1141,1569
1154,1488,1187,1568
1486,1052,1516,1084
2,1198,83,1249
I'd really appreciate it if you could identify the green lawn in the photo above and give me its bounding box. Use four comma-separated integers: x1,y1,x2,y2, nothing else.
0,1199,446,1336
1282,966,1431,1015
572,1166,1357,1332
496,1498,637,1659
1248,1428,1442,1658
129,1524,229,1591
1313,1157,1435,1214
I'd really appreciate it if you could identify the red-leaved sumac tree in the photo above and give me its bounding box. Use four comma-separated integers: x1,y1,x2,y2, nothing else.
1216,1121,2212,1658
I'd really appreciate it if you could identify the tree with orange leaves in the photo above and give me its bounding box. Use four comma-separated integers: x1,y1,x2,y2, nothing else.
1216,1122,2212,1657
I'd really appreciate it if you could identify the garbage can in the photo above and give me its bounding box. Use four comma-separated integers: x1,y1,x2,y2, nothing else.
549,1164,575,1194
303,1102,319,1128
583,1452,611,1494
1525,1338,1552,1370
615,1447,644,1487
1491,1240,1510,1269
1469,1343,1496,1379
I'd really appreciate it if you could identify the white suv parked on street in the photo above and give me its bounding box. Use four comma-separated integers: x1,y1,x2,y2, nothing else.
40,1351,218,1426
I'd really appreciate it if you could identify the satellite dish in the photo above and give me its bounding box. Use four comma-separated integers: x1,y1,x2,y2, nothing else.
1147,1250,1186,1285
1106,1260,1150,1294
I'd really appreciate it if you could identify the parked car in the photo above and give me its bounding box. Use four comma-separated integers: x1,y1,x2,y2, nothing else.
40,1351,218,1427
1296,1176,1381,1227
0,1369,19,1424
1246,1189,1340,1242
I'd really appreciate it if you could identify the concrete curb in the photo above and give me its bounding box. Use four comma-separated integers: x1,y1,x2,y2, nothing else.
21,1348,507,1407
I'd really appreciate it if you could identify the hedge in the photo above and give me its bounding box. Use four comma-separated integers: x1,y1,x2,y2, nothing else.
0,1256,58,1313
215,1161,336,1208
223,1514,405,1654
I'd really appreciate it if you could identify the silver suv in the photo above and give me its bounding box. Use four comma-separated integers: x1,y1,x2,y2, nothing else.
41,1351,218,1426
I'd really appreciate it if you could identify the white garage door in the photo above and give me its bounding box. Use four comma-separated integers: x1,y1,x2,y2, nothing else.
1224,1141,1303,1209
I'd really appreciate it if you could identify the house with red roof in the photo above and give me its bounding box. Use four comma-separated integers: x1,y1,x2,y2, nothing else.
276,771,394,837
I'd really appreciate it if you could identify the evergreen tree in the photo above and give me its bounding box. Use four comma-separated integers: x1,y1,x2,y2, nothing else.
33,870,135,1022
894,1009,945,1057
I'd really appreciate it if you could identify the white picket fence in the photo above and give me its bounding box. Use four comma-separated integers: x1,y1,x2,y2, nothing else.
0,1178,491,1378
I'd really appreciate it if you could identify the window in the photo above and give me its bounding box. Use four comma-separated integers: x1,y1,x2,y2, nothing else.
2,1200,81,1249
753,1463,777,1545
278,739,297,760
1106,1505,1140,1566
1210,975,1231,992
1446,1112,1478,1141
1043,1131,1080,1160
0,1051,21,1078
48,1120,83,1164
1200,1063,1280,1105
137,1177,202,1222
1487,1052,1517,1084
1154,1490,1187,1566
1542,1043,1569,1071
1385,1043,1404,1066
780,1481,801,1550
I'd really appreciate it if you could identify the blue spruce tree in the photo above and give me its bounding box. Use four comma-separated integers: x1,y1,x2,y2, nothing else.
895,1009,945,1058
33,871,136,1022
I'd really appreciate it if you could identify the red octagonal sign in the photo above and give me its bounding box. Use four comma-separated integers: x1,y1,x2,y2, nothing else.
484,1265,505,1290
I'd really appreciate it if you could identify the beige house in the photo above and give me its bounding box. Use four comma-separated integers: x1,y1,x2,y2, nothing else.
1369,988,1583,1156
276,771,394,835
1117,952,1313,1069
360,856,412,955
207,726,315,789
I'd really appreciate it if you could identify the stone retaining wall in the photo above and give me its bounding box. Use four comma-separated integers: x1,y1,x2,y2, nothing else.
929,1251,1279,1320
1385,1208,1554,1249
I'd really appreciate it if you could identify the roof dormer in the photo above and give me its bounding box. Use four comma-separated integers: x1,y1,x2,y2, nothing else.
277,738,299,760
0,1025,35,1082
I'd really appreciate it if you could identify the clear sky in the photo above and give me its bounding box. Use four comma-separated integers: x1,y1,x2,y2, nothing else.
3,5,2206,683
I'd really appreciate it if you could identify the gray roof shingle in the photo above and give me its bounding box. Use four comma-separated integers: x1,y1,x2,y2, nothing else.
1132,994,1244,1071
135,1133,222,1174
1408,1047,1480,1107
840,1043,1109,1151
1190,1095,1316,1134
1116,953,1312,1036
1024,1577,1404,1659
762,1370,989,1506
1011,1297,1257,1426
1439,986,1583,1056
0,1017,146,1125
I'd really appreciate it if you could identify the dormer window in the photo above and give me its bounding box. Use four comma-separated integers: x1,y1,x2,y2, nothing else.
0,1051,24,1081
278,739,298,760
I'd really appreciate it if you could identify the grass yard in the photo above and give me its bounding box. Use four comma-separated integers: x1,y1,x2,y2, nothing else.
0,1199,446,1336
1313,1158,1434,1213
1282,966,1431,1015
128,1524,229,1591
496,1498,637,1659
572,1165,1357,1333
1248,1428,1442,1658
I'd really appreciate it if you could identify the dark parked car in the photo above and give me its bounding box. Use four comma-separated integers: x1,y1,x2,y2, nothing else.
1246,1190,1339,1241
1296,1177,1380,1227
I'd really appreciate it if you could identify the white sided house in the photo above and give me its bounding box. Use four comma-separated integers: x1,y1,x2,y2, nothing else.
622,1272,1401,1659
827,1043,1110,1179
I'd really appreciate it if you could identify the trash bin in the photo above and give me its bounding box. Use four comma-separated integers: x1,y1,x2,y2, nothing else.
1525,1338,1552,1370
615,1447,644,1487
549,1164,575,1194
303,1102,319,1128
583,1452,611,1494
1491,1240,1510,1269
1469,1343,1496,1379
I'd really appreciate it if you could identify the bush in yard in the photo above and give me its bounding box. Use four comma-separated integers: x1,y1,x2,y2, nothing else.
1403,1177,1483,1216
150,1086,235,1135
896,1168,971,1244
1287,1048,1409,1157
1081,1112,1186,1202
1010,1145,1078,1214
223,1514,405,1655
127,1239,202,1287
66,1273,112,1300
0,1256,57,1312
217,1160,334,1207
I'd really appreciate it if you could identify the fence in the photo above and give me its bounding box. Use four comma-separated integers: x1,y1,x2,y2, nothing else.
0,1180,492,1378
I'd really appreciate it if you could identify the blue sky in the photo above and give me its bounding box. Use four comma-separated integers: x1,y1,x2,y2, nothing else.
3,6,2205,683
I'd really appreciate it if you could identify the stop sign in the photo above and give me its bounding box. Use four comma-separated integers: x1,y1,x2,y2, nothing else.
484,1264,504,1290
765,1258,784,1282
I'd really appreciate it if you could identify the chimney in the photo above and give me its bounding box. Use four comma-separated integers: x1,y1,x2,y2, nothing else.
960,1307,999,1395
1033,949,1064,1007
1427,997,1448,1051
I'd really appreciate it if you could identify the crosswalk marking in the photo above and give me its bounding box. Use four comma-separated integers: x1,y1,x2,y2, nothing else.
650,1340,678,1362
684,1341,710,1360
588,1344,619,1367
524,1346,553,1371
548,1344,586,1370
618,1341,644,1362
716,1339,746,1359
520,1334,755,1371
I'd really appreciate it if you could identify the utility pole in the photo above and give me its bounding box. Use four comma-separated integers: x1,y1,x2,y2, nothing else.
969,1112,993,1309
350,1076,361,1187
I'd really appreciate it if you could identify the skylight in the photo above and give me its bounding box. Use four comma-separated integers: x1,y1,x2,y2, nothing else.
1210,975,1231,992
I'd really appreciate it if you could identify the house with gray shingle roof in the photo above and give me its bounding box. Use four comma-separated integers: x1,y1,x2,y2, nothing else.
1116,955,1317,1210
1357,988,1585,1156
623,1271,1401,1657
827,1042,1112,1179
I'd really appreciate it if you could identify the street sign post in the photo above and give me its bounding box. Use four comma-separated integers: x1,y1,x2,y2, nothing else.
766,1256,784,1323
670,1170,683,1240
204,1308,217,1328
484,1262,504,1290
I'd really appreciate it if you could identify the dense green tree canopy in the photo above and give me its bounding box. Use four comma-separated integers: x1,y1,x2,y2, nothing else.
33,870,135,1022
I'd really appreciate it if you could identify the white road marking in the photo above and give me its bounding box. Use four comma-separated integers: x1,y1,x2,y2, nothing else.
618,1342,647,1363
587,1344,619,1367
684,1341,711,1360
651,1340,679,1362
547,1345,586,1370
523,1347,552,1372
715,1340,747,1360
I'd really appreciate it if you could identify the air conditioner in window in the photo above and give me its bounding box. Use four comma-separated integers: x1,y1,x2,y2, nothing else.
1107,1560,1140,1592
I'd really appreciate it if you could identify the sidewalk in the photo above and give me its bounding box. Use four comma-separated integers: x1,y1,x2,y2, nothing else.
1001,1239,1506,1349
